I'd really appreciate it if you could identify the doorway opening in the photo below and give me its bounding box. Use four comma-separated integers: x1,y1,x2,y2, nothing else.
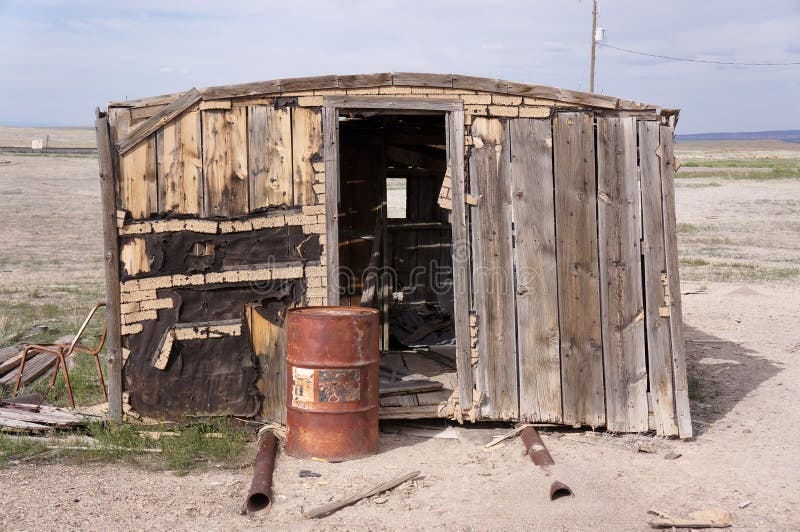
337,111,456,415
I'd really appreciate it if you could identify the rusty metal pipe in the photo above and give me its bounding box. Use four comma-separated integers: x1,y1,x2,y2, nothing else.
520,426,574,500
520,426,555,468
245,432,279,513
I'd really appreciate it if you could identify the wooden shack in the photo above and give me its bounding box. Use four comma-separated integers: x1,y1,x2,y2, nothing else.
95,73,691,438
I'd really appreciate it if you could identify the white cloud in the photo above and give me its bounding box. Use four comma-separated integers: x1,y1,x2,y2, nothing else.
0,0,798,132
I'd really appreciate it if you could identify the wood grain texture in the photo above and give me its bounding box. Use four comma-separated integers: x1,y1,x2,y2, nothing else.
638,121,679,436
119,237,149,277
247,304,287,423
96,111,123,420
510,118,562,423
553,112,605,427
202,108,249,217
116,103,157,220
157,110,202,215
660,125,693,439
596,117,648,432
248,105,293,209
117,88,201,155
292,107,322,206
447,110,474,413
322,106,340,304
468,117,518,420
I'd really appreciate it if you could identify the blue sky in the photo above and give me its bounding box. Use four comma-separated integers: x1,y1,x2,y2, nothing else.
1,0,798,133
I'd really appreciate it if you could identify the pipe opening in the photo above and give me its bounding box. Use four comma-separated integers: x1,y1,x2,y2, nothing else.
549,481,574,501
246,493,272,513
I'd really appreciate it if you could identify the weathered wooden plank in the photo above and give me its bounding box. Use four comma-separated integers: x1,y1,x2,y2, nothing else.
322,96,461,112
156,110,202,215
392,72,453,88
638,121,679,436
201,79,282,100
0,353,55,387
292,107,322,206
118,135,157,220
553,112,605,427
202,108,249,217
96,110,123,421
248,105,293,209
109,92,181,109
280,74,339,92
660,125,693,439
119,237,149,277
596,117,648,432
117,88,201,155
451,75,508,94
247,304,287,424
447,110,474,415
0,415,50,431
131,104,168,122
510,118,561,423
322,106,340,304
468,117,517,420
506,82,655,111
337,73,393,88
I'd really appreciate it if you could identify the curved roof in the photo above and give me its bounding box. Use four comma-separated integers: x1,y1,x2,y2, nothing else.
111,72,666,155
110,72,659,110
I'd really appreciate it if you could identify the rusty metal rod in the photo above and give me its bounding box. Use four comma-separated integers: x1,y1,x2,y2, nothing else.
519,426,574,500
520,426,555,468
245,432,279,513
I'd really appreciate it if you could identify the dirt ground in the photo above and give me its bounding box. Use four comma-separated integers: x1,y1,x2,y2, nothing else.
1,136,799,530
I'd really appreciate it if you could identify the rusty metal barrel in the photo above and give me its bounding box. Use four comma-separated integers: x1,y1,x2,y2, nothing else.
285,306,380,462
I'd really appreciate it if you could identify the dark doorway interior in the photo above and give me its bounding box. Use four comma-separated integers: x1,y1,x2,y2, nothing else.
337,112,457,411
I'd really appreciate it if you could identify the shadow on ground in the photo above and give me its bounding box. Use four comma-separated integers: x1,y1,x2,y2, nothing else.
683,324,783,436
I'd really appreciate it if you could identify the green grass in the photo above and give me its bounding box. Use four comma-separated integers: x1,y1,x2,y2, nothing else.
1,420,251,473
680,257,710,267
0,433,49,466
681,158,800,169
676,222,717,234
159,419,249,475
680,258,800,283
678,158,800,180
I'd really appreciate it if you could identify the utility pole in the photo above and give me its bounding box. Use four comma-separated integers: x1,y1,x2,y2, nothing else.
590,0,597,93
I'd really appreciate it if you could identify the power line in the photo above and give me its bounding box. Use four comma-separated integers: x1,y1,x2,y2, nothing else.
598,42,800,66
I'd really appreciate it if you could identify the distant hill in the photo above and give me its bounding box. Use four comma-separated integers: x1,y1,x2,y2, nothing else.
677,130,800,142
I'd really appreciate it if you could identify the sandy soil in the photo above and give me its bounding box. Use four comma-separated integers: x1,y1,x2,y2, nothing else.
1,145,799,530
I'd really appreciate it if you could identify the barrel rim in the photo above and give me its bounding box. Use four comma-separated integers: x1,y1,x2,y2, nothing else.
287,306,379,319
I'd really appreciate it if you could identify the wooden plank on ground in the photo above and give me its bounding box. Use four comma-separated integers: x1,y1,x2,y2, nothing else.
0,354,55,387
202,107,249,217
553,112,605,427
468,117,518,420
0,416,50,431
157,110,202,214
638,121,679,436
0,405,86,427
660,125,693,439
509,118,562,423
292,107,322,206
248,105,293,209
596,117,648,432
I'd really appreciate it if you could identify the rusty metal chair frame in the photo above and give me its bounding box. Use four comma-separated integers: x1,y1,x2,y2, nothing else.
13,302,108,408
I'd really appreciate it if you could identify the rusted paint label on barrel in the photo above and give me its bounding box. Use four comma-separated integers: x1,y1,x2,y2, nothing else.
291,367,361,408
